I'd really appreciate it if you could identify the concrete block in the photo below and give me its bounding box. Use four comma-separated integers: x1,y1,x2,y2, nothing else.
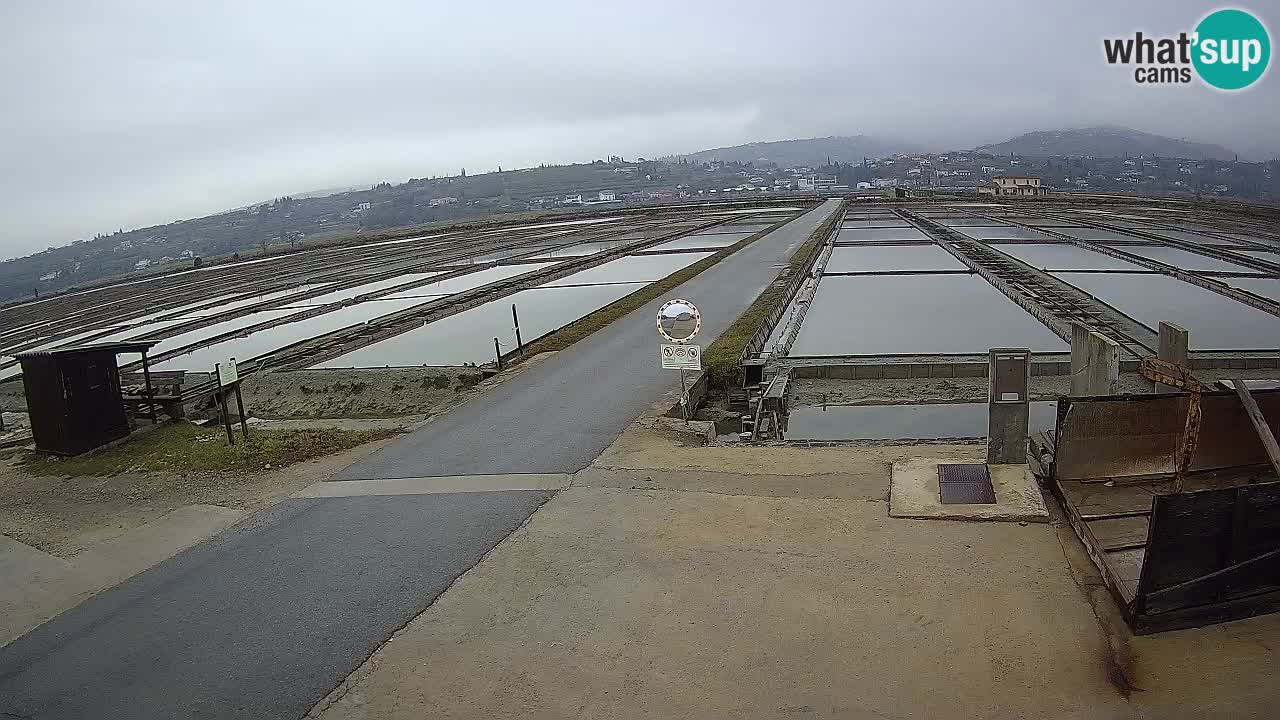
933,364,955,378
889,459,1048,522
1070,328,1119,396
988,348,1031,465
1157,322,1189,392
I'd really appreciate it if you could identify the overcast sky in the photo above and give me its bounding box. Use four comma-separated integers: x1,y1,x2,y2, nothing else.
2,0,1277,260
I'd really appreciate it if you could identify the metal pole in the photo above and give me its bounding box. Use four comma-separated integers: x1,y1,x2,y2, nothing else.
512,304,523,357
140,350,157,424
234,383,249,440
494,337,503,370
679,368,689,423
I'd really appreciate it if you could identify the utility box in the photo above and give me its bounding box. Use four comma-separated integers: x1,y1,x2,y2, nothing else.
987,347,1031,465
15,342,158,456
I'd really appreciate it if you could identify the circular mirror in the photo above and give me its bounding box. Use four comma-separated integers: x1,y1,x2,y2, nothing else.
657,299,700,342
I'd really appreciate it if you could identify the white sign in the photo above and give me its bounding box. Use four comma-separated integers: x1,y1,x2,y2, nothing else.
661,343,702,371
656,298,701,343
216,358,239,388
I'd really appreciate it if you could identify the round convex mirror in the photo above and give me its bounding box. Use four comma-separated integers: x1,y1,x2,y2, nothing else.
657,299,700,342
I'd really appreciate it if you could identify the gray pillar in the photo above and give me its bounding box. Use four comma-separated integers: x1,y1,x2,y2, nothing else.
1070,323,1119,396
1069,323,1091,396
988,347,1030,465
1157,322,1190,392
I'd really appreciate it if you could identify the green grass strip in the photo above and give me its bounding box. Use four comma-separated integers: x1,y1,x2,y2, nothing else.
515,213,805,358
19,421,398,477
701,201,846,393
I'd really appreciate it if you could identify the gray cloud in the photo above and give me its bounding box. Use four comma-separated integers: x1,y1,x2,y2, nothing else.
2,0,1277,259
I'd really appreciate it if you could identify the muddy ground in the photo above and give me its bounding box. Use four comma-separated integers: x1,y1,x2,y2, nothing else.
0,367,489,420
0,438,394,558
241,367,487,419
789,367,1280,407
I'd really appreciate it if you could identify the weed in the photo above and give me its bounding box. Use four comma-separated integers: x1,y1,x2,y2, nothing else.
19,421,399,477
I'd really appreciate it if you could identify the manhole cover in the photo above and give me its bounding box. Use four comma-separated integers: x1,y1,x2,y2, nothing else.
938,463,996,504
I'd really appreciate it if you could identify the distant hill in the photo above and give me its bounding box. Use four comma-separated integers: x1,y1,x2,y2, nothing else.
668,135,917,168
975,127,1236,161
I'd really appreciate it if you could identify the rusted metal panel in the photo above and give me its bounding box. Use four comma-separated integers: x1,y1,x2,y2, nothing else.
1139,356,1208,392
1054,390,1280,481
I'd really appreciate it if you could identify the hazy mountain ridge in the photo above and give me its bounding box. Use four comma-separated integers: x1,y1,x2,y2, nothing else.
667,135,919,167
1,127,1265,304
975,127,1237,161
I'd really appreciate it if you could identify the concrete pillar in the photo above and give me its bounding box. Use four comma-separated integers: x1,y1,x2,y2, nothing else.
1069,323,1091,395
1157,322,1190,392
1070,323,1120,396
988,347,1030,465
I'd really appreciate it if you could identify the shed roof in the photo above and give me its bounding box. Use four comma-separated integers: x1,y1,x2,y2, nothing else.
14,341,160,360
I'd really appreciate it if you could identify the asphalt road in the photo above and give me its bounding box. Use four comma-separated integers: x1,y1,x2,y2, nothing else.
0,492,552,720
339,199,841,479
0,199,839,720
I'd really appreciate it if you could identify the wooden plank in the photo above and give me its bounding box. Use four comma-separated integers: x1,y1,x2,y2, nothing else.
1049,475,1143,617
1231,379,1280,483
1088,516,1151,549
1134,587,1280,635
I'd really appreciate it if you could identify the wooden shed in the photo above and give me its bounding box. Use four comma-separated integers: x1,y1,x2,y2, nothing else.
15,341,159,456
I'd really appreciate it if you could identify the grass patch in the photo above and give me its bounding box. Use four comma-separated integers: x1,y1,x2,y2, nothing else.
19,421,399,477
701,202,846,393
517,211,808,358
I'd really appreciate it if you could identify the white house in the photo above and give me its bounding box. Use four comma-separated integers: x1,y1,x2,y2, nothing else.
597,190,616,202
978,176,1047,197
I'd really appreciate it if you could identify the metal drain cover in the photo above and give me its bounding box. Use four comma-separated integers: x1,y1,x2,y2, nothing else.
938,463,996,504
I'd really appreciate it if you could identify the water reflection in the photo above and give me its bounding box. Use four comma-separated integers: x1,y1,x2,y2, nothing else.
784,401,1058,440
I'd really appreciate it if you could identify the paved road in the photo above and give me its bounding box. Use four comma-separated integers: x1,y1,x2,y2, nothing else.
0,200,839,720
0,492,552,719
340,199,841,478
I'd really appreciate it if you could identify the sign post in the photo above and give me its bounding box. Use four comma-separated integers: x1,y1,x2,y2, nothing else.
657,299,702,422
215,358,248,445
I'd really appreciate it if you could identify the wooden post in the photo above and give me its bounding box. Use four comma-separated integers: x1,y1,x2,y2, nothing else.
512,304,524,357
1231,379,1280,483
234,383,249,440
219,389,235,446
140,349,158,424
494,337,503,370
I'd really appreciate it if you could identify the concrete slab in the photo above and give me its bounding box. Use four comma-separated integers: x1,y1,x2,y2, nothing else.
295,473,572,497
890,458,1049,522
312,486,1125,720
0,535,71,642
1,504,246,648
